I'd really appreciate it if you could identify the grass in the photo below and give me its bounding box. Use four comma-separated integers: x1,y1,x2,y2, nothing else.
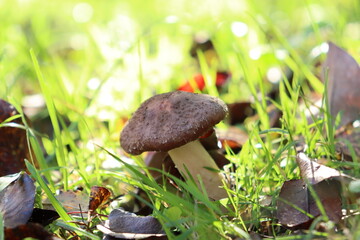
1,0,360,239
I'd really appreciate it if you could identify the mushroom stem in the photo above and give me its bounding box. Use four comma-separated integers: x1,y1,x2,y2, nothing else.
168,139,228,200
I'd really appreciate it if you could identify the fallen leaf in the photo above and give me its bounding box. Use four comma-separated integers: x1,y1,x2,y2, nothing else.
277,152,356,229
0,99,31,176
0,172,35,228
102,234,168,240
43,189,89,214
323,42,360,127
277,179,310,229
88,186,112,213
97,208,166,239
277,179,342,229
5,222,61,240
296,152,354,184
310,179,342,223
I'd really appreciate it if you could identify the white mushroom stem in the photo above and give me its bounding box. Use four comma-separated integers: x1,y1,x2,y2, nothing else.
168,139,228,200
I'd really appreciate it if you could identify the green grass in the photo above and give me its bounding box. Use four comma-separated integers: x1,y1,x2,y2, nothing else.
1,0,359,239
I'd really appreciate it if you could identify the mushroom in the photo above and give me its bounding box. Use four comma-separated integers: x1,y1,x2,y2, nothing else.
120,91,228,200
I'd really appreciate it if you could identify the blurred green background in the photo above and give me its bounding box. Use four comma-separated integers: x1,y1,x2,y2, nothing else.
1,0,359,109
0,0,359,178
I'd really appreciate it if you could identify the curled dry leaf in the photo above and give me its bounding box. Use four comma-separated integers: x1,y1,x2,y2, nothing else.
5,222,61,240
296,152,355,184
0,99,31,176
277,152,358,229
277,179,342,229
0,172,35,228
88,186,112,213
97,208,166,239
323,42,360,128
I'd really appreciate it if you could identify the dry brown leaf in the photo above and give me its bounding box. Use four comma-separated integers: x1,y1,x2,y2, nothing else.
296,152,354,184
0,99,31,176
277,179,310,229
0,172,35,228
277,179,342,229
323,42,360,127
97,208,166,239
277,153,354,229
43,189,88,214
88,186,112,213
5,222,61,240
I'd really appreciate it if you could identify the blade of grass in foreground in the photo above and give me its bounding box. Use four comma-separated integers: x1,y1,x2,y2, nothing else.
28,129,55,190
25,160,73,224
55,221,100,240
29,49,69,190
8,101,55,189
26,161,99,238
197,50,219,97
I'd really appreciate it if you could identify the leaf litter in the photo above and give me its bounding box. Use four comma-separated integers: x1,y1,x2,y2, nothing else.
97,208,166,239
277,153,358,230
0,99,32,176
323,42,360,128
89,185,112,213
0,172,35,228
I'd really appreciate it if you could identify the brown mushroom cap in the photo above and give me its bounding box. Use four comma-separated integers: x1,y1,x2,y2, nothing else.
120,91,228,155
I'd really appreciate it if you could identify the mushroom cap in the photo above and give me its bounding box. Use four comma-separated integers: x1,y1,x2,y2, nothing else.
120,91,228,155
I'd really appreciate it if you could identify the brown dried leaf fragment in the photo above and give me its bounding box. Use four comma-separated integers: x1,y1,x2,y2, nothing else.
277,179,342,229
0,99,32,176
296,152,355,184
0,172,35,228
5,222,61,240
97,208,166,239
88,186,112,213
323,42,360,127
